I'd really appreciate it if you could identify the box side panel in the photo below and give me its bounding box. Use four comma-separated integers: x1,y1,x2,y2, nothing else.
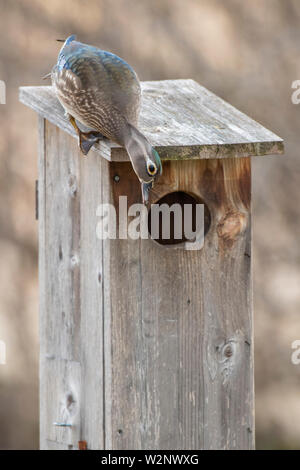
39,121,105,449
106,158,254,450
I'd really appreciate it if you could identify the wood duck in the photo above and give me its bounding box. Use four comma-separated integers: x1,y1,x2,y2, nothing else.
51,35,162,203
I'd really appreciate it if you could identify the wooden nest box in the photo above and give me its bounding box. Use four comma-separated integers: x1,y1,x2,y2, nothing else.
20,79,283,450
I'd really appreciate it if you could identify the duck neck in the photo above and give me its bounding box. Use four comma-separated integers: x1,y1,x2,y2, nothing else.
121,123,151,172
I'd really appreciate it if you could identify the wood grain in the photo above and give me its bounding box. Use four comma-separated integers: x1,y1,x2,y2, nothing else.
32,78,263,450
20,80,283,162
38,116,47,450
105,157,253,450
39,120,106,450
38,122,253,449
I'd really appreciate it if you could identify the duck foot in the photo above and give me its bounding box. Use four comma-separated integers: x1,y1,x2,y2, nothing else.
67,114,106,155
79,131,107,155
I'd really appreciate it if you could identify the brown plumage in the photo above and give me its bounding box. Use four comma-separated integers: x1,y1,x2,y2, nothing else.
51,35,162,202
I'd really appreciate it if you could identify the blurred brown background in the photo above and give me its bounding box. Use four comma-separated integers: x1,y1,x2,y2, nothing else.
0,0,299,449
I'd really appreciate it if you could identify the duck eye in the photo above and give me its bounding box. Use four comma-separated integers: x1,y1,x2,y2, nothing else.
147,162,157,176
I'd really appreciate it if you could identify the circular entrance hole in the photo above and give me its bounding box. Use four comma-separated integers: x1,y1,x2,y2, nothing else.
148,191,211,246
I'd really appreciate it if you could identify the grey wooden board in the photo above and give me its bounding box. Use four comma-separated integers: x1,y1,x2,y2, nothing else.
79,140,105,450
38,119,254,449
43,358,81,447
39,119,105,450
38,116,47,450
20,79,283,162
104,157,254,450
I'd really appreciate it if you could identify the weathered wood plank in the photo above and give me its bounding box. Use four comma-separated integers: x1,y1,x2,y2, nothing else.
39,122,106,449
20,80,283,161
38,116,47,450
44,358,81,447
105,157,253,450
79,143,105,450
39,120,82,449
43,121,81,362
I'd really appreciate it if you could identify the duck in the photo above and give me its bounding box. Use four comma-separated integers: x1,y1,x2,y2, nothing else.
51,35,162,203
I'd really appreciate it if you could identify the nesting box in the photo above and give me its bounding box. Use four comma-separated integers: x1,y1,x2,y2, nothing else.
20,79,283,450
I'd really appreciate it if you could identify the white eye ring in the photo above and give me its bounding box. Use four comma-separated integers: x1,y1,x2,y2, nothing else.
147,161,157,176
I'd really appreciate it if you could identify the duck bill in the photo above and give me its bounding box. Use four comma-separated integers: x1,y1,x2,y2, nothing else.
141,181,153,205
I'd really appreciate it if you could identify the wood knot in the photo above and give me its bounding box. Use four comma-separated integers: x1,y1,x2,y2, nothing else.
59,391,78,423
66,393,76,411
217,210,247,247
224,345,233,358
219,341,236,362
